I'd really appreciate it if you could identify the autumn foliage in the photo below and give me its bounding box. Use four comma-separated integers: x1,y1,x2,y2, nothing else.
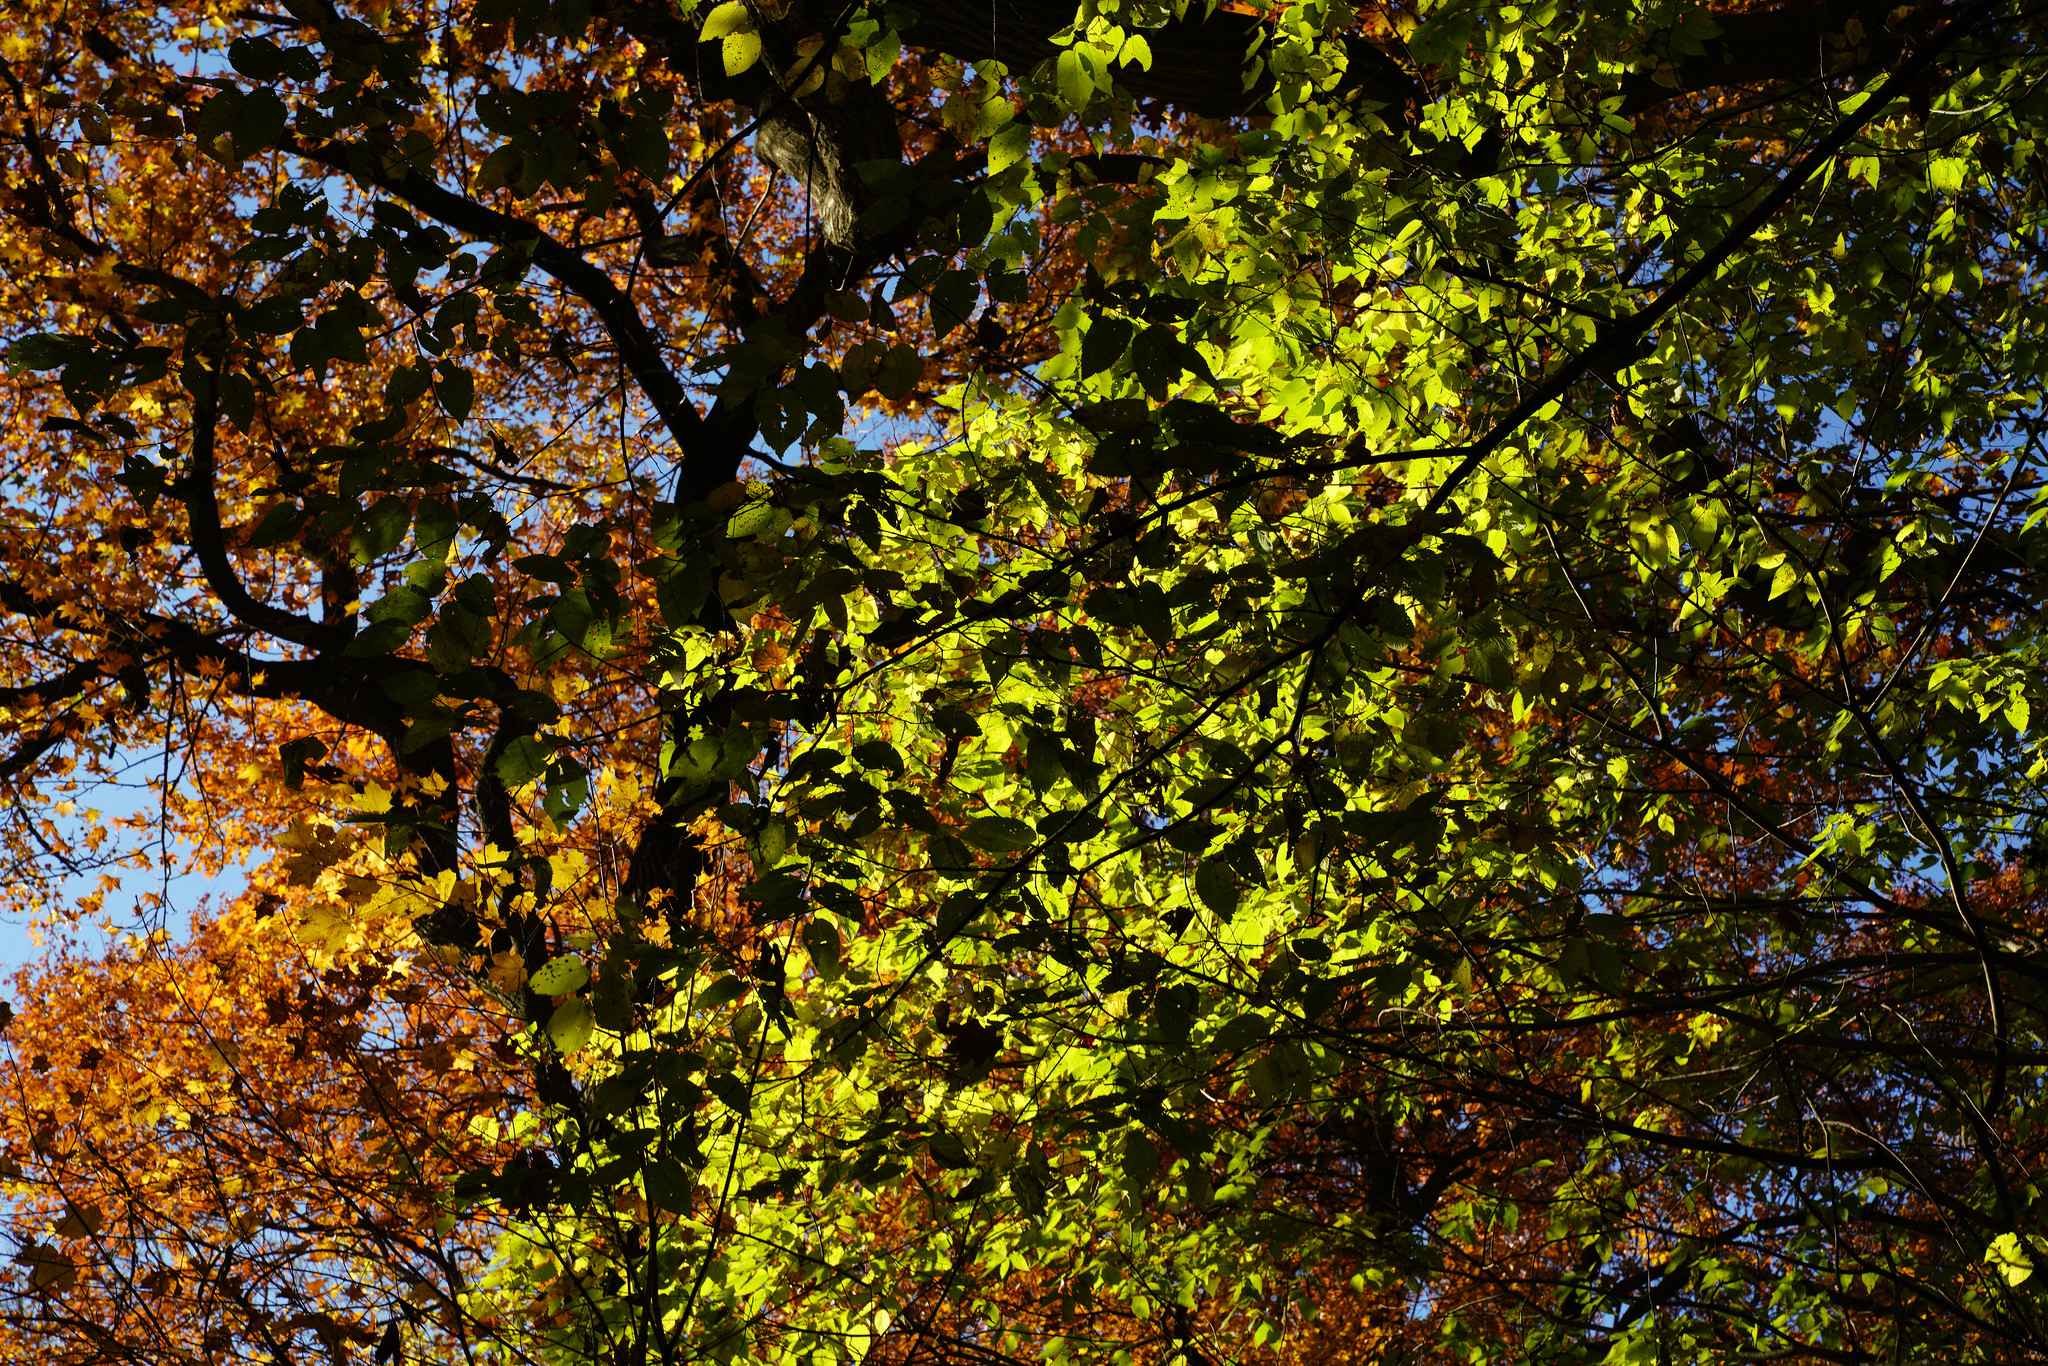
4,0,2048,1362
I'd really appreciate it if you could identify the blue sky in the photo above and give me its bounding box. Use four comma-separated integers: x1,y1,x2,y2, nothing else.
0,770,248,976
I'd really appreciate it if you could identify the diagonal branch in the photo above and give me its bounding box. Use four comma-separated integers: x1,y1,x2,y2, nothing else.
294,143,746,484
1420,0,2003,516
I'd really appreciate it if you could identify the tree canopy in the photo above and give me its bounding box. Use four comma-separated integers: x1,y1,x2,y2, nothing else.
3,0,2048,1360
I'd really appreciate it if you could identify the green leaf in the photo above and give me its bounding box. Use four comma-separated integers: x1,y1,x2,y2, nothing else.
1120,1130,1158,1189
1129,325,1196,399
987,124,1030,175
929,1130,974,1169
851,740,904,776
241,296,303,334
587,966,627,1030
495,735,554,788
434,360,474,420
1024,732,1065,792
1151,983,1198,1041
1056,48,1094,111
973,96,1014,139
643,1157,697,1211
872,343,923,400
801,919,842,980
929,830,972,872
930,270,978,336
7,334,80,373
387,362,432,408
726,499,778,539
343,619,410,657
1196,864,1236,917
546,999,595,1053
1928,158,1966,194
514,553,575,585
619,115,669,180
935,890,983,938
860,26,901,82
228,36,286,80
1585,938,1626,995
1247,1054,1284,1106
231,89,289,157
277,736,328,790
1213,1012,1269,1053
351,497,412,565
1080,316,1134,377
706,1071,752,1115
232,235,304,263
697,975,748,1012
530,956,591,995
219,370,256,433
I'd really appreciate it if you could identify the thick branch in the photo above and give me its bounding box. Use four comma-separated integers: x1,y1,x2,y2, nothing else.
296,142,751,486
178,367,333,651
595,0,904,249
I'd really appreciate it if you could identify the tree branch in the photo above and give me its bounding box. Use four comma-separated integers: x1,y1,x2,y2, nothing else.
177,364,334,651
295,142,751,489
1422,0,2002,516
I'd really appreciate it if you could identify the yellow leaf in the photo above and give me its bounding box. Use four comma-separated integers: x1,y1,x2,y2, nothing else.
293,903,365,959
354,783,393,815
722,28,762,76
1988,1232,2034,1286
790,33,828,97
1768,560,1801,601
486,951,528,993
698,1,752,41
